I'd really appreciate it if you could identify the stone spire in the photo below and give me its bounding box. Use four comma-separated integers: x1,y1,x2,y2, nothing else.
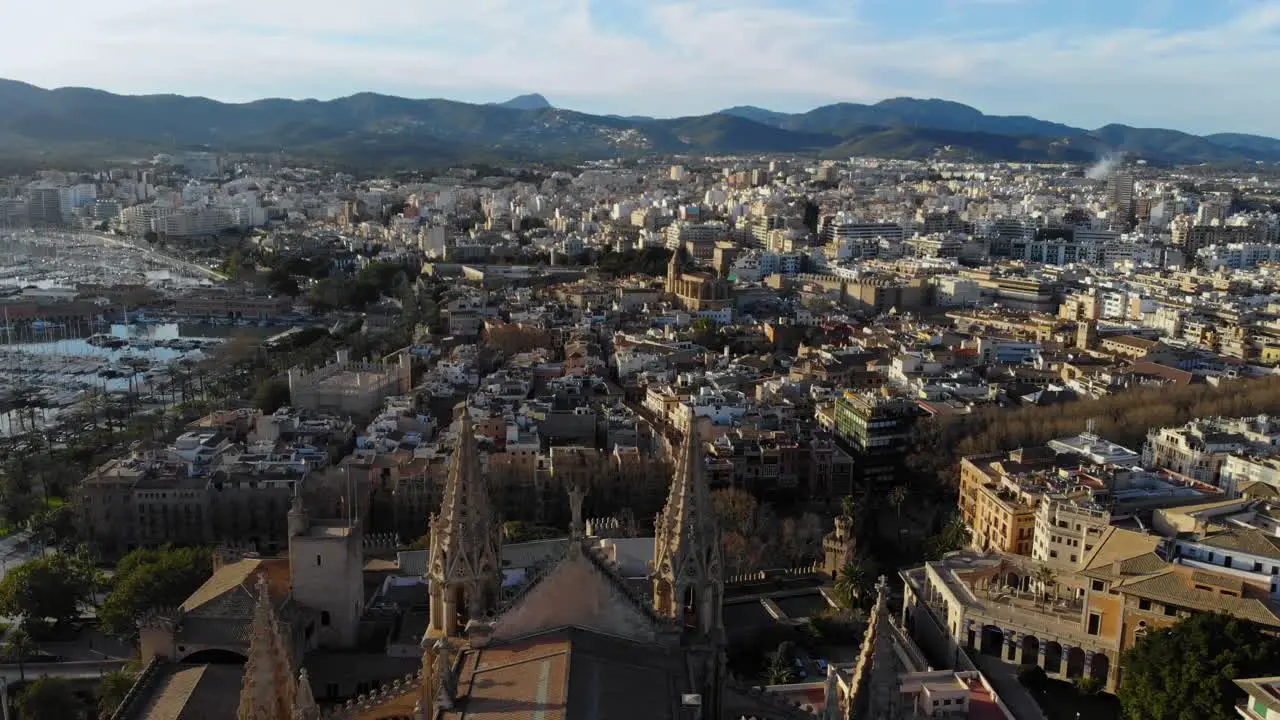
426,402,502,639
823,664,841,720
652,407,726,720
652,405,723,634
418,637,457,719
293,668,318,720
568,483,587,542
238,574,297,720
865,576,899,720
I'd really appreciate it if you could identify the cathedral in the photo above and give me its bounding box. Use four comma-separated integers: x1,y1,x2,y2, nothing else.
666,247,733,312
115,405,839,720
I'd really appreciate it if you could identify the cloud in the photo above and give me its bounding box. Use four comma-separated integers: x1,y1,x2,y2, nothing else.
1,0,1278,135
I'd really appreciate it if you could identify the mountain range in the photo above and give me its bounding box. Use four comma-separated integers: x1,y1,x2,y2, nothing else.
1,78,1278,170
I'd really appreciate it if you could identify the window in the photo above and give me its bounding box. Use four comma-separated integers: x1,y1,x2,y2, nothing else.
1138,598,1151,611
1087,613,1102,635
316,554,322,567
1256,562,1264,573
1163,604,1178,617
321,611,331,626
1050,550,1058,559
1224,557,1233,569
1091,580,1105,592
1070,555,1077,563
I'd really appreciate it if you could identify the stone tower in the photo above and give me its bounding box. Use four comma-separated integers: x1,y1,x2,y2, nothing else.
652,406,725,715
1077,319,1098,350
237,575,298,720
287,486,364,649
427,403,502,639
823,513,858,580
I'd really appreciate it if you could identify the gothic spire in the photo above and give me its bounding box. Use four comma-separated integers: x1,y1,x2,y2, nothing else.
293,668,318,720
238,574,297,720
652,406,723,634
427,402,502,638
419,637,457,718
655,406,718,567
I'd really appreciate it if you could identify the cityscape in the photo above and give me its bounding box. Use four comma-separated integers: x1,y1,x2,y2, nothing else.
2,7,1280,720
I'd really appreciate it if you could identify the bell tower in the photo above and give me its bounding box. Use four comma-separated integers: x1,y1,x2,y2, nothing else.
427,403,502,639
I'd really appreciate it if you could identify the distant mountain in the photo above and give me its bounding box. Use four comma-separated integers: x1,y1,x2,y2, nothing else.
492,93,552,110
0,78,1278,169
719,105,792,126
723,98,1083,138
823,126,1096,164
1203,132,1280,158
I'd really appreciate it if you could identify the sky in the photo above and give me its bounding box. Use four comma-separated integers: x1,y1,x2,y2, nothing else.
3,0,1280,136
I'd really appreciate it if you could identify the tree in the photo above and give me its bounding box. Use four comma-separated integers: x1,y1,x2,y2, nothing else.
16,677,84,720
500,521,561,544
766,641,799,685
1016,663,1047,691
29,504,78,549
924,516,971,559
2,627,37,681
98,668,138,717
1033,565,1057,603
1119,613,1280,720
834,557,877,611
888,485,908,533
251,379,292,414
265,267,300,297
98,547,213,637
711,488,758,538
840,495,858,520
0,552,96,632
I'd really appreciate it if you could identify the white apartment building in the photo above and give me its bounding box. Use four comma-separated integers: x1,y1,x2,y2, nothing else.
1197,243,1280,271
1033,498,1111,572
1144,416,1280,486
1220,455,1280,497
120,204,176,235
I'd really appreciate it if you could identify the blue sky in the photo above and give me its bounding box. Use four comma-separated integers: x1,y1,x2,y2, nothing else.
4,0,1280,136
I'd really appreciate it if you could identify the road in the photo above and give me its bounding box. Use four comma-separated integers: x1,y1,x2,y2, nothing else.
0,532,35,585
0,659,126,684
90,232,229,282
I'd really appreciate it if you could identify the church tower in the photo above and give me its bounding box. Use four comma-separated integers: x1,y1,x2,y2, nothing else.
427,404,502,639
653,407,725,713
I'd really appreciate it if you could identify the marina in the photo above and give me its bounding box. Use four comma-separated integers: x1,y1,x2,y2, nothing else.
0,323,231,437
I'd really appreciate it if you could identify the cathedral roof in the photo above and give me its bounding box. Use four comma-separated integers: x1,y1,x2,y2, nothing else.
440,627,689,720
493,541,670,644
127,663,244,720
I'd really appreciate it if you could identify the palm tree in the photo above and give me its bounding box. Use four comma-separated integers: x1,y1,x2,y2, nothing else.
3,627,37,682
1034,565,1057,603
889,485,909,535
840,494,857,519
766,641,799,685
834,560,869,611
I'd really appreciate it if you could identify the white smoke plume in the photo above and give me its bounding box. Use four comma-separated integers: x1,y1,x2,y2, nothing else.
1086,153,1122,180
